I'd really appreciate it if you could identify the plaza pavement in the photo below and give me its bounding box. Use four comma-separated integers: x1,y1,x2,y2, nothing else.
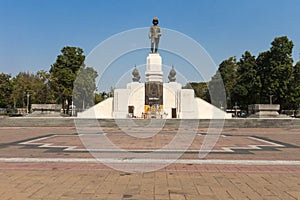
0,125,299,200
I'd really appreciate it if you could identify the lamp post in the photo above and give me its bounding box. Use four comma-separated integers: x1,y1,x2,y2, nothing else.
269,95,274,105
233,102,239,117
26,92,30,114
219,102,224,111
71,99,74,116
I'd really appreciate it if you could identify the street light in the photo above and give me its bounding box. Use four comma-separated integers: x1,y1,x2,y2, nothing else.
269,95,274,105
233,102,239,117
26,92,30,114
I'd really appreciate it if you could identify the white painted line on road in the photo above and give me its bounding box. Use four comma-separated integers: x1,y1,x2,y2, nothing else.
0,158,300,165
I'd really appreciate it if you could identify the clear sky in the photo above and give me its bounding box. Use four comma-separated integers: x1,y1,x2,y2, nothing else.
0,0,300,90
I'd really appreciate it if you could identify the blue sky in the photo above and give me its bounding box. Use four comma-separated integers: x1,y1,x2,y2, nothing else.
0,0,300,91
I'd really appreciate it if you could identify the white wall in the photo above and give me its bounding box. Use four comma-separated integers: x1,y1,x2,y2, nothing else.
77,97,113,118
113,88,130,118
128,83,145,118
195,98,232,119
163,82,181,118
177,89,198,119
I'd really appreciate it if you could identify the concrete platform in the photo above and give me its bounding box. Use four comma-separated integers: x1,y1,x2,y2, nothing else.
1,117,300,128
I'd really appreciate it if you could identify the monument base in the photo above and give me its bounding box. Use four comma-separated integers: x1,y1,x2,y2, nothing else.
248,104,290,118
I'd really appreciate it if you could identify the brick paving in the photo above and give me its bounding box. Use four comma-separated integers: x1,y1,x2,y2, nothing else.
0,126,299,199
0,170,299,200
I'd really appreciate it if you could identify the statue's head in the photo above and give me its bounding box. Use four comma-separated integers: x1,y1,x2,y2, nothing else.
152,17,159,25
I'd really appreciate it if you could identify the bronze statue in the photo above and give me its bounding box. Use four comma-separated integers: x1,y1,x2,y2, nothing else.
149,17,162,53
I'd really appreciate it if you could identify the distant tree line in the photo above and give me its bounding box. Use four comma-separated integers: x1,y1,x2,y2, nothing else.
0,46,104,114
189,36,300,111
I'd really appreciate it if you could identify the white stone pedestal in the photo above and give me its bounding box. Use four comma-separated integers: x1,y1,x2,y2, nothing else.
248,104,289,118
145,53,163,82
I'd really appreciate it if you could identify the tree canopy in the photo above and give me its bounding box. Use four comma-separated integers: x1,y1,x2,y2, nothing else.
0,73,12,108
49,46,86,112
73,65,98,110
231,51,260,110
0,46,99,116
209,36,298,111
217,57,238,108
10,71,51,108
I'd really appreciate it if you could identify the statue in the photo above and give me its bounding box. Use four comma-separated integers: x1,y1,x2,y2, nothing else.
149,17,162,53
168,65,176,82
132,66,141,82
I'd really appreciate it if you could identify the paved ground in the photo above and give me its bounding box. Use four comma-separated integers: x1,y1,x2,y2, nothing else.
0,126,299,200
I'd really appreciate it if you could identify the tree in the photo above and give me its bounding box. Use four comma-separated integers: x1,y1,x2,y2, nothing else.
0,73,12,108
10,72,49,109
270,36,294,109
208,72,227,109
73,65,98,110
288,61,300,110
217,57,238,108
256,51,271,103
293,61,300,109
256,36,294,108
49,46,85,113
95,93,103,104
35,70,54,104
207,36,295,111
231,51,260,110
185,82,210,102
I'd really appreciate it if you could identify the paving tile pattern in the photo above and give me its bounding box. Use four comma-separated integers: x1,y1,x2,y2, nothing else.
0,127,299,199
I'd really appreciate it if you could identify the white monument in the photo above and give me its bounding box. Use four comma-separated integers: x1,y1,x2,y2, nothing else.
78,52,231,119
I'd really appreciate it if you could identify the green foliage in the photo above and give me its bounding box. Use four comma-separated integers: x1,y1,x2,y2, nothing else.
49,46,85,111
217,57,238,108
10,71,52,108
208,72,227,109
209,36,297,111
288,61,300,109
73,65,98,109
255,51,270,103
269,36,294,109
257,36,294,108
0,73,12,108
35,70,54,104
100,91,112,99
187,82,210,102
95,93,103,104
1,46,98,113
231,51,260,109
